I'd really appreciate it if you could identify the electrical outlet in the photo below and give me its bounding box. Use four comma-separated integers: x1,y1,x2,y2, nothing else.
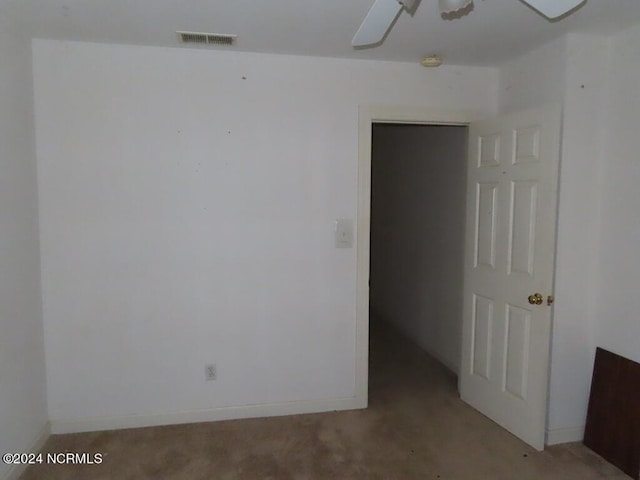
205,364,216,381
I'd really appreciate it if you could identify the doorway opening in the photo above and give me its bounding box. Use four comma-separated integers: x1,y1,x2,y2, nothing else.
369,123,468,412
369,123,469,379
352,107,472,409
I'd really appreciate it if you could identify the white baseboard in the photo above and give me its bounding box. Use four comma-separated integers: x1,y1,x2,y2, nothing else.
51,395,365,435
546,426,585,445
3,422,51,480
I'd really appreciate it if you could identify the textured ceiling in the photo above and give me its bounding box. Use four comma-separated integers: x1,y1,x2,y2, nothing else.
3,0,640,66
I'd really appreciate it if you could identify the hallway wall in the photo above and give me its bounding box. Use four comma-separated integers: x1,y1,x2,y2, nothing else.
370,124,468,373
0,17,48,480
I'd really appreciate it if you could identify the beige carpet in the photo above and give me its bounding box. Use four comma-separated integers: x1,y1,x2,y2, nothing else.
21,320,627,479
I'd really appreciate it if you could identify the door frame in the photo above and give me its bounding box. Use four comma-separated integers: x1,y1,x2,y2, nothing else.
354,105,483,406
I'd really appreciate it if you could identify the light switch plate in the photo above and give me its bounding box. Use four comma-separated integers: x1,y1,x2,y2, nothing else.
335,218,354,248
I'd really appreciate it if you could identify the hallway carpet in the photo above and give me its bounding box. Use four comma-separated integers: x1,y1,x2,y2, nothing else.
21,320,626,479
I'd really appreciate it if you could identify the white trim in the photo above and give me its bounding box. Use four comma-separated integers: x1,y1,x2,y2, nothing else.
355,105,482,409
3,422,51,480
546,426,585,445
50,396,360,435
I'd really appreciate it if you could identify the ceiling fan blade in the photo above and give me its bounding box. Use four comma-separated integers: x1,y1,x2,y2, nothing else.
520,0,586,19
352,0,403,47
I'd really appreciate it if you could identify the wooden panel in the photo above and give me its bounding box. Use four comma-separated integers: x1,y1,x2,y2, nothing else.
584,347,640,480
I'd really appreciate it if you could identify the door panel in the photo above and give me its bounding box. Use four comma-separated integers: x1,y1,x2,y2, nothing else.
460,104,561,450
475,183,498,269
514,126,540,164
509,181,537,276
479,133,501,167
504,304,531,400
472,294,494,380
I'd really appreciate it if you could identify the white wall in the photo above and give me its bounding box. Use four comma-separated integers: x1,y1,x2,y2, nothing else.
547,34,610,444
33,39,497,432
595,23,640,363
499,36,567,114
499,33,611,444
0,19,48,480
370,124,467,373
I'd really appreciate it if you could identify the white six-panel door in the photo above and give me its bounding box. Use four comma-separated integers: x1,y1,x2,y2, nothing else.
460,104,562,450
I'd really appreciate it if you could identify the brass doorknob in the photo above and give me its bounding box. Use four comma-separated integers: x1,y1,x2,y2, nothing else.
528,293,544,305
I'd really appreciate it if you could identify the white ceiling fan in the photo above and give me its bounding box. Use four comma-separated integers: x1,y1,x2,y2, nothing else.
352,0,587,47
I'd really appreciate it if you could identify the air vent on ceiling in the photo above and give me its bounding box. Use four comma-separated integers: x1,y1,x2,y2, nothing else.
177,31,237,46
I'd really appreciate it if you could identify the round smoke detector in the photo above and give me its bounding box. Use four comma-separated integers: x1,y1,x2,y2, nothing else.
420,55,443,68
